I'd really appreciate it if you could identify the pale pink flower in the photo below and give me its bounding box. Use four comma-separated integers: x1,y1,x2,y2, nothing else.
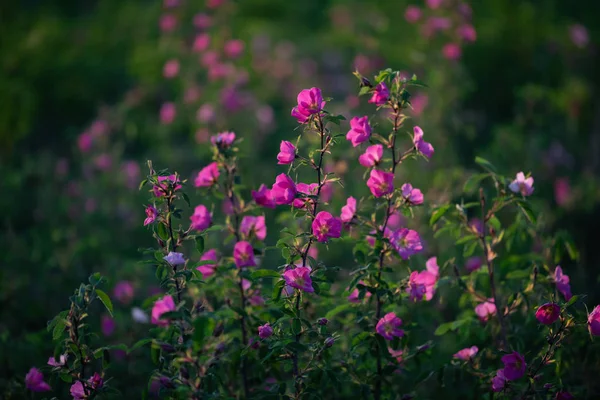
340,196,357,223
151,295,176,327
453,346,478,361
509,172,534,196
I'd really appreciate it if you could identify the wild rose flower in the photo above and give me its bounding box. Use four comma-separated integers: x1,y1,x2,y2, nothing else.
277,141,296,164
25,368,51,392
193,12,211,29
48,354,67,367
190,204,212,231
234,241,256,268
193,33,210,52
144,205,158,226
340,196,357,223
454,346,479,361
197,249,218,278
475,299,496,322
401,183,424,205
70,381,85,399
292,183,318,209
258,323,273,339
312,211,342,243
405,5,422,23
151,295,176,327
426,0,443,9
413,126,434,158
88,373,103,390
465,256,482,273
195,162,220,187
163,59,179,78
153,174,182,197
224,39,245,58
346,116,371,147
407,259,438,302
283,266,314,293
491,369,507,392
369,82,389,106
291,87,326,123
211,131,236,148
240,215,267,241
376,312,404,340
197,103,215,122
160,102,176,124
535,303,561,325
388,347,404,363
159,14,177,32
554,266,572,301
457,24,477,42
367,169,394,198
569,24,589,48
101,314,115,336
391,228,423,259
272,174,297,205
348,280,372,303
164,252,186,266
252,184,276,208
588,305,600,336
443,43,462,60
509,172,534,196
359,144,383,167
502,352,526,380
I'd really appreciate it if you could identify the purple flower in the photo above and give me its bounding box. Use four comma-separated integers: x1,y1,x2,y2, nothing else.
491,369,507,392
312,211,342,243
25,368,51,392
376,312,404,340
553,266,572,301
340,196,357,223
47,354,67,367
569,24,589,48
509,172,534,196
390,228,423,259
556,391,575,400
271,174,297,205
457,24,477,42
160,102,176,124
151,295,176,327
502,351,527,381
197,249,218,278
190,204,212,231
70,381,85,399
283,267,314,293
211,131,236,148
164,252,186,266
195,162,220,187
359,144,383,167
113,281,134,304
277,141,296,164
101,314,116,336
324,337,335,347
240,215,267,241
453,346,479,361
465,257,482,273
291,87,326,123
367,169,394,198
153,175,182,197
588,305,600,336
318,318,328,326
413,126,434,158
369,82,389,106
475,299,496,322
234,241,256,268
252,184,276,209
401,183,424,205
346,116,371,147
258,323,273,339
144,205,158,226
535,303,561,325
224,39,244,58
293,182,318,209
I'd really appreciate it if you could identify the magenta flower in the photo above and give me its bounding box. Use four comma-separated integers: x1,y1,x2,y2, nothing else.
283,266,314,293
465,256,482,273
25,368,51,392
153,174,182,197
240,215,267,241
553,266,572,301
163,59,180,78
224,39,245,59
193,33,210,52
502,352,526,380
491,369,507,392
442,43,462,60
348,281,372,303
457,24,477,42
453,346,479,361
391,228,423,259
151,295,176,326
78,132,93,152
160,102,176,124
413,126,434,158
252,184,276,208
569,24,589,48
48,354,67,367
194,162,220,187
193,13,211,29
312,211,342,243
113,281,134,305
291,87,326,123
70,381,85,399
271,174,297,205
258,323,273,339
426,0,443,9
164,252,186,266
367,169,394,198
159,14,177,32
293,182,318,209
407,259,438,302
509,172,534,196
401,183,424,205
190,204,212,231
588,305,600,336
340,196,357,223
210,131,236,148
234,241,256,268
369,82,389,106
101,314,116,336
475,299,497,322
376,312,404,340
388,347,404,363
277,141,296,164
346,116,371,147
197,249,218,278
358,144,383,167
404,5,422,23
144,205,158,226
535,303,561,325
556,391,575,400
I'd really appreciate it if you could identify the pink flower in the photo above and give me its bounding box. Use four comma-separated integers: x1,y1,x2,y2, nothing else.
164,252,185,266
283,267,314,293
78,132,93,152
491,369,507,392
151,295,176,327
153,175,182,197
197,249,218,278
405,6,422,23
113,281,134,304
159,14,177,32
94,153,112,171
70,381,85,399
48,354,67,367
401,183,423,205
224,39,245,58
190,204,212,231
359,144,383,167
102,314,116,336
340,196,357,223
193,33,211,52
348,281,372,303
502,351,526,380
453,346,479,361
291,87,326,123
457,24,477,42
407,259,438,302
346,116,371,147
553,266,572,301
193,13,211,29
426,0,443,9
272,174,297,205
25,368,51,392
258,323,273,339
554,177,571,206
413,126,434,158
197,103,215,122
475,299,496,322
410,93,428,116
144,205,158,226
588,305,600,336
509,172,534,196
252,184,276,208
535,303,561,325
240,215,267,241
277,141,296,164
164,0,179,8
211,131,236,148
388,347,404,363
293,183,318,208
234,241,256,268
163,59,180,78
465,257,482,273
368,82,389,106
569,24,589,48
194,162,220,187
367,169,394,198
391,228,423,259
376,312,404,340
443,43,462,60
160,102,176,124
207,0,225,8
312,211,342,243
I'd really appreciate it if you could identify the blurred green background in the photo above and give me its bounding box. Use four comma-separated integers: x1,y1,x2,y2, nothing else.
1,0,599,396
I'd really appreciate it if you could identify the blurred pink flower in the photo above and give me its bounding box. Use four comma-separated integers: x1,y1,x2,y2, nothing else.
163,59,180,79
457,24,477,42
240,215,267,241
491,369,507,392
453,346,478,361
340,196,357,223
554,177,571,206
193,13,211,29
197,104,215,123
553,266,572,301
159,14,177,32
252,184,276,209
348,280,371,303
190,204,212,231
426,0,444,9
502,352,526,380
401,183,424,205
114,281,134,304
94,153,112,171
151,295,176,327
535,303,560,325
197,249,218,278
413,126,434,158
195,128,210,143
258,323,273,339
277,141,296,164
359,144,383,167
475,299,496,322
588,305,600,336
368,82,389,106
207,0,225,8
346,116,371,147
410,93,428,116
272,174,297,205
569,24,589,48
25,368,51,392
78,132,93,152
465,256,482,273
224,39,245,59
405,6,422,23
163,0,179,8
509,172,534,196
101,314,115,336
160,102,176,124
391,229,424,259
442,43,462,60
194,162,220,187
193,33,211,52
201,50,219,67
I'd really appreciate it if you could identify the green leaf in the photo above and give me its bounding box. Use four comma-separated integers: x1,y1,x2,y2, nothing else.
505,269,530,280
181,192,191,207
434,319,470,336
565,295,579,307
193,316,215,349
272,279,286,302
463,241,479,257
195,236,205,254
474,156,497,173
52,319,66,340
516,200,536,224
325,304,351,320
251,269,281,279
88,272,103,286
292,318,301,335
430,205,451,226
95,289,114,317
463,173,489,193
157,223,169,241
129,339,153,353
